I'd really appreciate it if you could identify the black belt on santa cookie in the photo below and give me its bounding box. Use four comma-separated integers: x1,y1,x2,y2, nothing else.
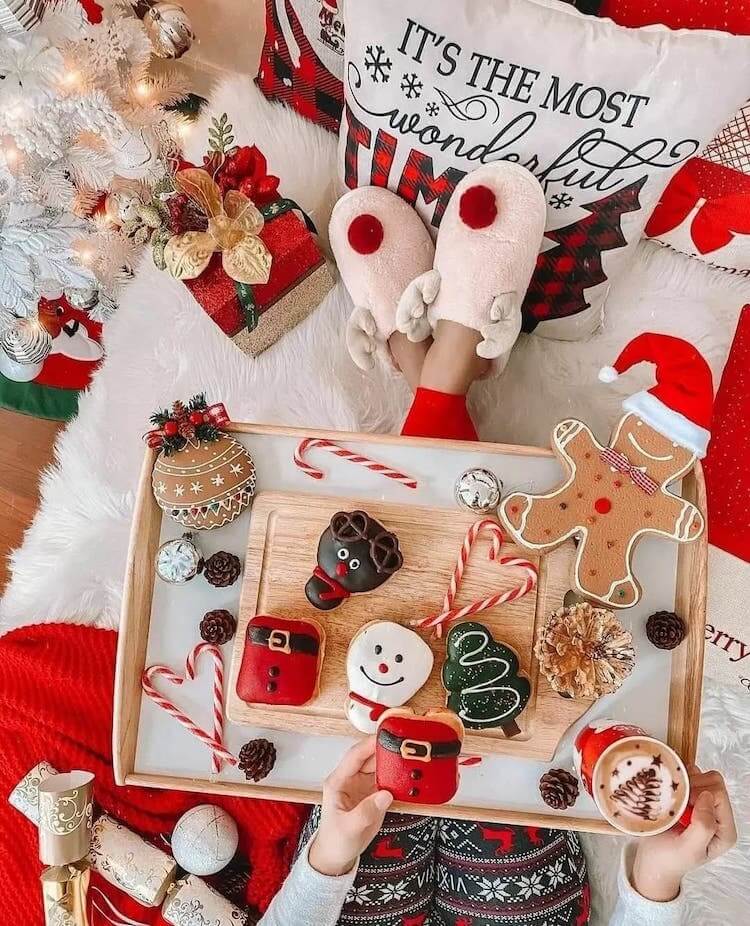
377,728,462,762
247,624,319,655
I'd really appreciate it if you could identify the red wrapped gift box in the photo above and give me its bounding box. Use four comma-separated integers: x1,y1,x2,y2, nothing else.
184,207,333,357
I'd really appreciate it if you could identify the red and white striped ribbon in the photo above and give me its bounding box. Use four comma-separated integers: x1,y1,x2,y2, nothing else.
413,519,538,636
142,643,236,773
294,438,418,489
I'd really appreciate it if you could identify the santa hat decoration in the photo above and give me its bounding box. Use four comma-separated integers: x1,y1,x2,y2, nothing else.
321,0,338,11
598,332,714,458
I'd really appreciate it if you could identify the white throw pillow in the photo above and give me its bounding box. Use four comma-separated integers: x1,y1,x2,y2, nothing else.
338,0,750,339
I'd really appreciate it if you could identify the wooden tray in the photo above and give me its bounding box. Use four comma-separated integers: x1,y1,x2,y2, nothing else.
226,491,592,759
114,423,708,834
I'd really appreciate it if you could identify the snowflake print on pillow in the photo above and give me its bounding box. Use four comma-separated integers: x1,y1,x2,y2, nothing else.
339,0,750,338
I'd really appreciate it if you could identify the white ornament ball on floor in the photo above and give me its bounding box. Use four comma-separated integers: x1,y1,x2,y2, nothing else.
171,805,239,876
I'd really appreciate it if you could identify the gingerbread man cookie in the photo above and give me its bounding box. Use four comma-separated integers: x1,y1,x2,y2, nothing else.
501,333,711,609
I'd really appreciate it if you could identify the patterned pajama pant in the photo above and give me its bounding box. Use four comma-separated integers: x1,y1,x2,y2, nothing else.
298,810,590,926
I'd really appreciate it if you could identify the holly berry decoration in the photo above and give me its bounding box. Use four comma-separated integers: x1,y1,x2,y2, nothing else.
442,622,531,736
146,393,228,456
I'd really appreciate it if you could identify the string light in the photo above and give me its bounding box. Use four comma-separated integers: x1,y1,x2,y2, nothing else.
135,81,152,100
62,70,81,88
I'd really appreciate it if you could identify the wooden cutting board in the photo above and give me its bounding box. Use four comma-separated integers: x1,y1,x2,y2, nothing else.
226,491,591,759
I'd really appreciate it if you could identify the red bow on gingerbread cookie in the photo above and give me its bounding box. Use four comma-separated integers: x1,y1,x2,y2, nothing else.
501,333,711,609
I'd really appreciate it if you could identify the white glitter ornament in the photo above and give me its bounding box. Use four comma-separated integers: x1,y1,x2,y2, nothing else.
171,805,239,876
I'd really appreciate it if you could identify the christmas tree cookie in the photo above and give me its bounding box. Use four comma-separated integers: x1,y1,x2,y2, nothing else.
442,622,531,736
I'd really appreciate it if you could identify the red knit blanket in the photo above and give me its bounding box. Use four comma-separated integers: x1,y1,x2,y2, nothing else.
0,623,306,924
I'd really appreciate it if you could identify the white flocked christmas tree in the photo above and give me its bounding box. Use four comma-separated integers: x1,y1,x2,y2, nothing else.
0,0,195,374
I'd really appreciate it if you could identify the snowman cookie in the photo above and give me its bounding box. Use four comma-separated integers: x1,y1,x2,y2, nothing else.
305,510,403,611
346,621,434,733
501,334,711,609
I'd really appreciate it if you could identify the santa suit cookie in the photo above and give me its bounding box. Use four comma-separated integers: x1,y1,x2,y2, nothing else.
346,621,433,734
396,161,546,373
236,615,324,706
501,333,711,608
376,708,465,805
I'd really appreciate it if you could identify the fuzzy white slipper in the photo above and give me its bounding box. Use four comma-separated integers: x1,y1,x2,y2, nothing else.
329,185,436,371
397,162,546,373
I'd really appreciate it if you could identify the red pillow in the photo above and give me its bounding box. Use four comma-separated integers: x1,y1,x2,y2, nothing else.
599,1,750,32
602,2,750,273
256,0,345,133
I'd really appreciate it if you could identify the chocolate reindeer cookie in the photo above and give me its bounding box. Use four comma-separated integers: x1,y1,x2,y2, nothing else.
305,510,403,611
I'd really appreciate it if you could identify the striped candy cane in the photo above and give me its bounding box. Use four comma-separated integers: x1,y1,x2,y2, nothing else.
142,643,236,773
413,519,538,636
441,519,504,618
294,438,418,489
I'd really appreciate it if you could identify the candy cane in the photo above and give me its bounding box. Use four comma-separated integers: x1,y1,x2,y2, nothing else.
142,643,236,773
294,438,418,489
442,519,504,616
412,519,538,636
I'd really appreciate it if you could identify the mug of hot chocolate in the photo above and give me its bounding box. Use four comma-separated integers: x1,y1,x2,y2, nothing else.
574,720,692,836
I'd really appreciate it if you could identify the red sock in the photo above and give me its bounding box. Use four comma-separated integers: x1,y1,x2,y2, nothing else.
401,387,478,441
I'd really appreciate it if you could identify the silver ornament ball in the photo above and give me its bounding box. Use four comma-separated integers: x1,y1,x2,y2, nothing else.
143,2,194,59
454,467,503,513
171,804,239,876
0,316,52,365
64,286,100,311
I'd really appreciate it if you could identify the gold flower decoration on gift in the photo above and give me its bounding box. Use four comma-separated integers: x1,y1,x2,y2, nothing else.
164,168,273,285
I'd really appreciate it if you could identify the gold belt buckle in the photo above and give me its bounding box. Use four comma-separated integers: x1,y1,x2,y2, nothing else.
400,739,432,762
268,629,292,654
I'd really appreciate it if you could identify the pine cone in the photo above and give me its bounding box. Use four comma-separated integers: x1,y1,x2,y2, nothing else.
534,602,635,699
539,768,579,810
199,609,237,645
646,611,686,650
204,551,242,588
238,739,277,782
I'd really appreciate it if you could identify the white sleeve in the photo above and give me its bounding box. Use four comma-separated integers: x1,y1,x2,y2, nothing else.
257,835,359,926
609,842,685,926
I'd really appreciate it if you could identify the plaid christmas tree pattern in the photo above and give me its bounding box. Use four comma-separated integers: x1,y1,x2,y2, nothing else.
257,0,344,133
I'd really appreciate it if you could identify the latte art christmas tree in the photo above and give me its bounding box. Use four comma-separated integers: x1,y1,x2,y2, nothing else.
442,622,531,736
612,767,661,821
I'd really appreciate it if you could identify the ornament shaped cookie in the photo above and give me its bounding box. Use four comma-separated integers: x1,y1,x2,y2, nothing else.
236,615,324,707
442,622,531,735
501,333,712,609
148,395,255,531
346,621,434,734
305,510,403,610
376,708,465,805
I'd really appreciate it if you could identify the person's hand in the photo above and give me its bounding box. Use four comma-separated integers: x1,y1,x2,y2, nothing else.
632,766,737,902
308,737,393,877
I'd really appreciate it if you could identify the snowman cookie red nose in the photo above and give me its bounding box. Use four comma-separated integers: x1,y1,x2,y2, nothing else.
346,621,434,734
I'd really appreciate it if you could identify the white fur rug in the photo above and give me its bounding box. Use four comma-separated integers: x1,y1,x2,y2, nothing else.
2,77,749,924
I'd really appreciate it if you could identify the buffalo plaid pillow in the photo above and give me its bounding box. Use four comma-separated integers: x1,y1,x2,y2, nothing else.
257,0,345,133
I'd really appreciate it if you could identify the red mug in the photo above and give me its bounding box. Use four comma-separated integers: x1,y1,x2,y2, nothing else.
574,720,693,835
